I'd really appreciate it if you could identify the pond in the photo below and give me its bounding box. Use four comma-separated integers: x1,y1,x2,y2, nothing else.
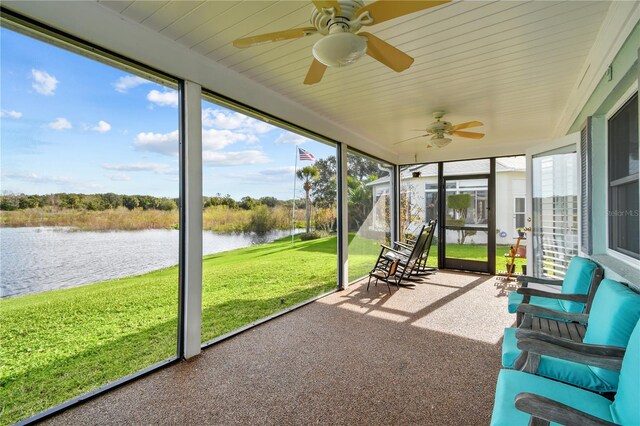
0,227,297,298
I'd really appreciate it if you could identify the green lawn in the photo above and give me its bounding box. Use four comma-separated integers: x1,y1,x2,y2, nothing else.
0,234,337,425
0,233,524,424
426,244,527,274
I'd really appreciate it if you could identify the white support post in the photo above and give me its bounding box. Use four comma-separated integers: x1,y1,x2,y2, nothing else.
390,165,399,246
181,80,202,359
337,143,349,289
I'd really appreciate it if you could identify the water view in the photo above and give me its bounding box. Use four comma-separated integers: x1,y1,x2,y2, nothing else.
0,227,297,298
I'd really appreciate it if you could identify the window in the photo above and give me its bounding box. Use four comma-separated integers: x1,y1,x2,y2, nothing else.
347,151,392,282
514,196,526,231
608,92,639,260
1,27,179,423
200,96,338,345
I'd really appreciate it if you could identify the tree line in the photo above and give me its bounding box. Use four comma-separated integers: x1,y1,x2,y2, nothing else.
1,155,387,231
0,193,178,211
0,192,304,212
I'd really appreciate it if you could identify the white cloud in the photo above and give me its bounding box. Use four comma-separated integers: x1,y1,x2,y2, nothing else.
134,130,179,155
202,108,275,134
224,166,295,182
2,172,72,184
147,89,178,107
106,173,131,181
113,75,149,93
101,162,175,174
202,150,270,167
202,128,250,150
48,117,72,130
2,172,103,190
91,120,112,133
260,166,296,176
31,69,59,96
0,110,22,119
274,131,312,145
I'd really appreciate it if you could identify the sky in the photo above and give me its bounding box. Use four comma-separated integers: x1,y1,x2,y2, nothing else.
0,28,336,200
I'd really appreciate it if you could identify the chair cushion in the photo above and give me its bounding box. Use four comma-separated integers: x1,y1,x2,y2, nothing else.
491,369,614,426
583,279,640,389
559,256,598,312
611,319,640,425
501,328,614,392
507,292,564,314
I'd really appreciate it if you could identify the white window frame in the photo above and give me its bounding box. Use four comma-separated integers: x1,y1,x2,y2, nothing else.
513,195,526,236
604,83,640,266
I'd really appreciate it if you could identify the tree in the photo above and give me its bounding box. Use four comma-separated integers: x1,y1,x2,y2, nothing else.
122,195,140,210
348,155,386,181
296,165,319,233
239,196,258,210
347,175,375,230
447,193,476,244
312,155,389,207
258,196,280,208
313,156,337,207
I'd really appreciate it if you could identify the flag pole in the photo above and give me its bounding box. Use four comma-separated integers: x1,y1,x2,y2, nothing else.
291,146,298,243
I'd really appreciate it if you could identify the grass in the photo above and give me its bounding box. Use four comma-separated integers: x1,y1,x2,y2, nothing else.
0,205,301,232
0,207,179,231
425,244,527,274
0,234,337,425
0,232,524,424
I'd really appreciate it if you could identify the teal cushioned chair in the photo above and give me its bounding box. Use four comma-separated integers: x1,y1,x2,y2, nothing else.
507,256,600,315
492,319,640,425
502,279,640,392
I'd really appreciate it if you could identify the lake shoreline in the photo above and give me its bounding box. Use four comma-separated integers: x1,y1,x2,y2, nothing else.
0,227,301,299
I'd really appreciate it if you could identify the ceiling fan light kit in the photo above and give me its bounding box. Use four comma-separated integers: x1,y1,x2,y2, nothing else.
430,137,452,148
232,0,451,84
312,32,367,67
394,111,485,148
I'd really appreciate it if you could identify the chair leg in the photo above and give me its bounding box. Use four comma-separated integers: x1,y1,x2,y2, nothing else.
385,278,391,294
367,275,372,291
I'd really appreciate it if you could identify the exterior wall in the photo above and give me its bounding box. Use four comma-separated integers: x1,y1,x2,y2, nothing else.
384,170,526,245
573,24,640,289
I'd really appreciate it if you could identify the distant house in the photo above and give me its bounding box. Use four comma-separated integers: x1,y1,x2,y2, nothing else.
368,157,526,245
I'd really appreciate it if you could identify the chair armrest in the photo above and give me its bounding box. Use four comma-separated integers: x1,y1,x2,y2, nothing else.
515,329,626,358
516,304,589,324
517,275,563,286
394,241,413,249
517,288,588,303
380,245,407,256
516,338,624,371
514,393,617,426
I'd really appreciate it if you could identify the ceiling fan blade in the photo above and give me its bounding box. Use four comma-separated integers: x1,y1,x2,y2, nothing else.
304,59,327,85
393,134,429,145
357,1,451,26
233,27,317,48
361,32,414,72
452,130,485,139
312,0,340,15
450,121,483,131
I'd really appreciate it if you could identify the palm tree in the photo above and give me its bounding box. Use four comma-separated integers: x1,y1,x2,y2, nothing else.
296,165,319,233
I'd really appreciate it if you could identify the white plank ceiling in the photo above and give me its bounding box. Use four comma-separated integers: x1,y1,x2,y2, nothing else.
97,0,612,161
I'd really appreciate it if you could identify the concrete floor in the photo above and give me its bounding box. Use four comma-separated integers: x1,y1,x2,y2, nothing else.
44,271,517,425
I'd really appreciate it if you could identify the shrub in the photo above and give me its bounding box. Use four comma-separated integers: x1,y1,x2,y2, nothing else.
248,205,274,233
299,230,329,241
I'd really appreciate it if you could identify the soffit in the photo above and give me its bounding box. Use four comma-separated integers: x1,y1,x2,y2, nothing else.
97,0,612,163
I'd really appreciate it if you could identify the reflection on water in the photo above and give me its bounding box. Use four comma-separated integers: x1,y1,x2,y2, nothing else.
0,227,297,298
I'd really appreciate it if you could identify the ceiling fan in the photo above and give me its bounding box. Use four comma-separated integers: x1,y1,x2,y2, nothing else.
232,0,450,85
395,111,485,148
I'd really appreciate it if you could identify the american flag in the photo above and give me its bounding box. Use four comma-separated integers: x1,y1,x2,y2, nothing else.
298,147,315,161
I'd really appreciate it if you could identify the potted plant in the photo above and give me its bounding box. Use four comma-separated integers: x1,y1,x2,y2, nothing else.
517,227,526,238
